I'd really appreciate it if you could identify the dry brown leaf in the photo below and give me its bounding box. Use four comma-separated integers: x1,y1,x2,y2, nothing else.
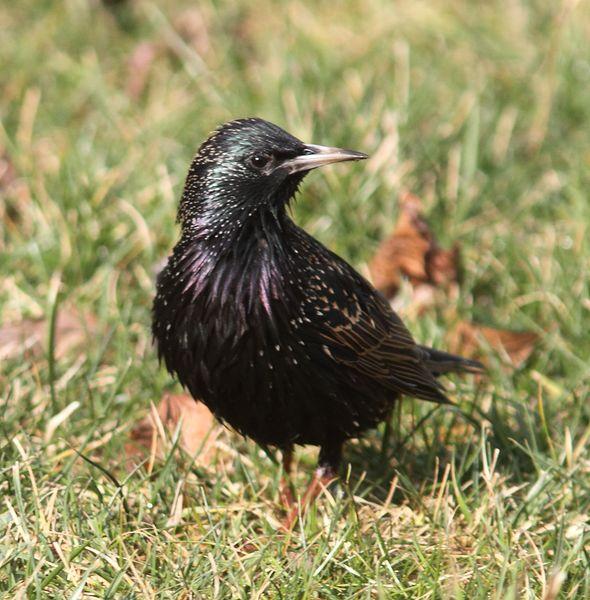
449,321,539,368
126,393,219,468
0,308,97,361
126,41,159,100
369,192,460,299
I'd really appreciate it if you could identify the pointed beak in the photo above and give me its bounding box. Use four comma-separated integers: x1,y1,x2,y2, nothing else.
281,143,368,174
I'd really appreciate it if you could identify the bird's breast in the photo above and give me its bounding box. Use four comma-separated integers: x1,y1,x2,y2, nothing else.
152,232,393,446
153,237,302,390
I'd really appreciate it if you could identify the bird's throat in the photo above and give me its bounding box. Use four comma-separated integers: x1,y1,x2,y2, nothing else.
175,203,295,321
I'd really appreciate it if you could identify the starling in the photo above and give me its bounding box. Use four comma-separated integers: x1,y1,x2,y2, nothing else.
152,118,483,492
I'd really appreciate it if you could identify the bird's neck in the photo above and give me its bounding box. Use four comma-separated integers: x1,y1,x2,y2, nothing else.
172,173,306,313
177,168,304,257
182,203,291,258
168,205,297,324
173,201,296,295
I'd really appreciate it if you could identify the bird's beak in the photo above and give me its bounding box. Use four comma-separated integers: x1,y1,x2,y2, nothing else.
281,144,368,174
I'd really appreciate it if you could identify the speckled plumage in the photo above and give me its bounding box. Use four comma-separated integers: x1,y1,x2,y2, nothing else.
152,118,483,473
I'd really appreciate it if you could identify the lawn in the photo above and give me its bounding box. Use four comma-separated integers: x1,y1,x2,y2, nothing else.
1,0,590,597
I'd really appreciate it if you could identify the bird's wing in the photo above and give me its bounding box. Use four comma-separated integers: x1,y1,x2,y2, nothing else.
298,255,450,405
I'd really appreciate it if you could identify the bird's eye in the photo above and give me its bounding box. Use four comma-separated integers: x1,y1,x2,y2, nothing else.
249,154,271,169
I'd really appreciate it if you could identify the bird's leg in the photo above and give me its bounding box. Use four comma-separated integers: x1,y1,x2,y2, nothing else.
315,442,342,485
282,442,342,531
279,446,295,508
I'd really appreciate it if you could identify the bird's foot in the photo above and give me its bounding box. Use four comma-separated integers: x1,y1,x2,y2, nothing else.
281,465,338,531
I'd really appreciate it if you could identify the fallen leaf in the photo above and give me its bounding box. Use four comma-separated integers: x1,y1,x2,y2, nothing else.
126,393,219,468
0,307,97,361
448,321,539,368
126,41,159,100
369,192,460,299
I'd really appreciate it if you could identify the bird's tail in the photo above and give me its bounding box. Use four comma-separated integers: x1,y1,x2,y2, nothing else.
418,345,485,377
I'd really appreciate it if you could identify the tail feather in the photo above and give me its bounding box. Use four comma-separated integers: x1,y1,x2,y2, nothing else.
418,345,485,377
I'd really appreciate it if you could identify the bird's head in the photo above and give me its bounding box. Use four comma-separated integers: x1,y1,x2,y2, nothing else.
178,118,367,232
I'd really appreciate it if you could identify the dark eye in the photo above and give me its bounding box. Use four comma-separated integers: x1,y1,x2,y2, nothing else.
249,154,271,169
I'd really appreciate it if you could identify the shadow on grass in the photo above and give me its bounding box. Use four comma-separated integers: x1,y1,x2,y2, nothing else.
342,396,546,504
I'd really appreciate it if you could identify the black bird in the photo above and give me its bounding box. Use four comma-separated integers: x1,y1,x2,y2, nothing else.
153,118,483,494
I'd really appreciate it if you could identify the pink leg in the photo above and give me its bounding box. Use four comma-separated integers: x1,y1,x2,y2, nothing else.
279,447,295,508
281,464,338,531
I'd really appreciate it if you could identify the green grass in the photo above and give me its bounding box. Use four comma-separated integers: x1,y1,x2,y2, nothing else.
2,0,590,597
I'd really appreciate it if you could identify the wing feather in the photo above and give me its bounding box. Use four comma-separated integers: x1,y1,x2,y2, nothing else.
300,256,451,405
